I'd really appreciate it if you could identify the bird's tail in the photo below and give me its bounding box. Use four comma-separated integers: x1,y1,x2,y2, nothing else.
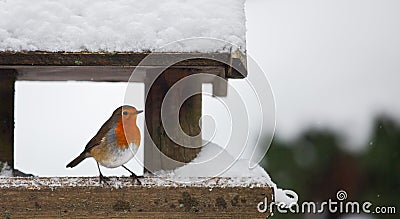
66,152,88,168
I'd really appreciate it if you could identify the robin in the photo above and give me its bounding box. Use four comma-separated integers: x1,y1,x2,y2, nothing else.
66,105,143,184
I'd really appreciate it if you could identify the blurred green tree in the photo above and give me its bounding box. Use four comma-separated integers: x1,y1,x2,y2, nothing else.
361,116,400,216
262,115,399,219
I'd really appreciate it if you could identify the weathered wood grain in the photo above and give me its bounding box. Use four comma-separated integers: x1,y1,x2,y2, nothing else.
144,68,202,171
0,52,246,80
0,177,273,218
0,69,16,169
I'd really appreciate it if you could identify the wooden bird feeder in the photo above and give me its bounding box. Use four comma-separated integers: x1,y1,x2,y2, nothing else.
0,1,273,218
0,51,246,171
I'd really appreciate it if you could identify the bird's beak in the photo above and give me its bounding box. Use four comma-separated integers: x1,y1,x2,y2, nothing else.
134,110,143,115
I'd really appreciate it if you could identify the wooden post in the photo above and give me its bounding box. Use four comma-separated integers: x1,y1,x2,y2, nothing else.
144,68,202,172
0,69,16,169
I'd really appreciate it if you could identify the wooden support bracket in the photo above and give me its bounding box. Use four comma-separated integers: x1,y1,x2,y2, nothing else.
144,68,202,172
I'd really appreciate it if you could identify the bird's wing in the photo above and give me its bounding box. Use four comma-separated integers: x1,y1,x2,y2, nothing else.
84,116,116,152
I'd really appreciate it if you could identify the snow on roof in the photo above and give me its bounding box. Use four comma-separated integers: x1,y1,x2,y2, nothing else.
0,0,246,53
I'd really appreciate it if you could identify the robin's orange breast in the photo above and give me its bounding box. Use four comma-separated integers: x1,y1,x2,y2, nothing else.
114,116,141,148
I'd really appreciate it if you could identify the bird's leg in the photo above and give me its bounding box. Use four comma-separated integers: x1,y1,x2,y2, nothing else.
97,162,110,184
122,165,142,185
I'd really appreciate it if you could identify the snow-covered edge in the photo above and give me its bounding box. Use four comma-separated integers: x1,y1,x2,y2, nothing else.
0,176,273,189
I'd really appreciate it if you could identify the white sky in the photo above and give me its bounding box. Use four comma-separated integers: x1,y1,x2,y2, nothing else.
246,0,400,147
14,0,400,176
15,82,145,176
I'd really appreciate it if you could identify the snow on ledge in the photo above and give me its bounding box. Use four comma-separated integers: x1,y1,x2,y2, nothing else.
0,0,246,53
0,162,13,177
0,176,272,189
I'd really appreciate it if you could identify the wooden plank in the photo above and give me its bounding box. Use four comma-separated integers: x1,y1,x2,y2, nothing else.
0,52,226,66
0,69,16,169
0,66,226,83
144,68,202,171
13,66,143,82
0,52,247,80
0,177,273,219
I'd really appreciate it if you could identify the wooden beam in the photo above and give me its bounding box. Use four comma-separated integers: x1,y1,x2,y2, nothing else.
0,69,16,169
0,52,229,66
144,68,202,172
0,66,225,83
12,66,145,82
0,52,247,80
0,177,273,218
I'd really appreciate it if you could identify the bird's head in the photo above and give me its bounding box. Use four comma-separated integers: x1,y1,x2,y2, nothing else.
113,105,143,121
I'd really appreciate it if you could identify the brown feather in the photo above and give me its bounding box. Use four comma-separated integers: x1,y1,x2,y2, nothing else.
83,106,124,152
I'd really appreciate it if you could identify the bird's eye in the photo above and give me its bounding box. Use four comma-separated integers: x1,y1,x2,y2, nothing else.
123,111,128,116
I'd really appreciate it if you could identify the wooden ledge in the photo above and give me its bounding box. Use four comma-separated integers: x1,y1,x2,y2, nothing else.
0,177,272,218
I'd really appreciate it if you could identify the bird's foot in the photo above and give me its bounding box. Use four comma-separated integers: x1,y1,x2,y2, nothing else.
99,174,111,185
130,174,143,185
